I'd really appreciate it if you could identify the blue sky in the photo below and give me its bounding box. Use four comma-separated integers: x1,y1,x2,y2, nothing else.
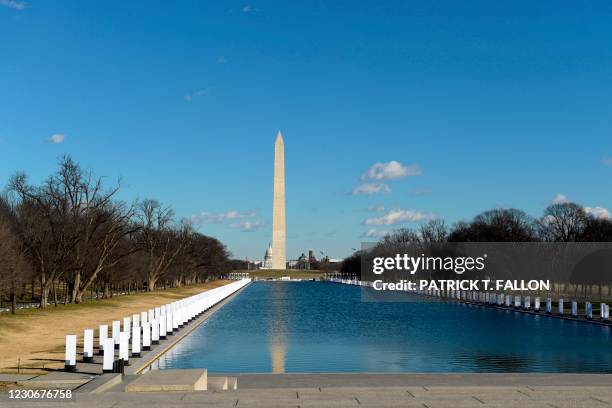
1,1,612,260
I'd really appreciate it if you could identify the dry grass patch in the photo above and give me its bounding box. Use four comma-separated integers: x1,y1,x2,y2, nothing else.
0,280,230,373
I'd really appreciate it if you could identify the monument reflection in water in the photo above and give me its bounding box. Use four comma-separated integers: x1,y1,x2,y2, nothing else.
154,281,612,373
269,283,288,373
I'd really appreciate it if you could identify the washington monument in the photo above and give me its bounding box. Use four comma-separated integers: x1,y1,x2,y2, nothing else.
272,131,286,269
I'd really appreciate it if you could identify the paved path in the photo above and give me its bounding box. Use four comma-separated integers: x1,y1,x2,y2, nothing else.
2,373,612,407
232,372,612,388
1,384,612,407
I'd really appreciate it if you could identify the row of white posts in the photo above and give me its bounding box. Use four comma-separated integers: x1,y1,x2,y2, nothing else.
226,272,250,280
64,278,251,372
328,278,611,324
329,278,374,287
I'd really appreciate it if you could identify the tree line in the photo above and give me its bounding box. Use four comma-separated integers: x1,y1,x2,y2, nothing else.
0,156,232,312
342,204,612,277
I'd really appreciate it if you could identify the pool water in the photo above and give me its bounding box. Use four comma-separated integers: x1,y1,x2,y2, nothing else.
154,281,612,373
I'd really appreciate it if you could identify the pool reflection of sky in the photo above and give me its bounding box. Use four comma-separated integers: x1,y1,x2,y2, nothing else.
153,282,612,373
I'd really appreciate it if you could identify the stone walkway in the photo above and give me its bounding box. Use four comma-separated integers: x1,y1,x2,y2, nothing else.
2,373,612,407
1,384,612,407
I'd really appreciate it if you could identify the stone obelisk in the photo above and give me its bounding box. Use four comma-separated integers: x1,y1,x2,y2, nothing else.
272,131,286,270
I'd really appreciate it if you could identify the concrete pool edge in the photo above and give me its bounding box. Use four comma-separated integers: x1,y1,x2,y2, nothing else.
222,372,612,388
80,372,612,395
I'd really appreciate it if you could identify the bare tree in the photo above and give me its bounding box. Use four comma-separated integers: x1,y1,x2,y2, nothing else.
419,219,448,243
8,157,139,304
40,157,137,303
380,228,419,245
0,203,32,314
2,156,232,306
538,203,587,242
136,200,186,291
7,174,75,308
71,202,139,303
189,232,231,282
448,208,535,242
582,216,612,241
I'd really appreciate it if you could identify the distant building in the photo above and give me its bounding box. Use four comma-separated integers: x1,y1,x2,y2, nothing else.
266,248,342,270
308,250,316,264
260,244,274,269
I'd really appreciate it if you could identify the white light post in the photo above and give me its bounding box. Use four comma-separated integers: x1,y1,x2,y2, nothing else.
83,329,94,363
142,321,151,351
119,331,129,366
152,318,160,345
160,316,167,340
166,311,173,336
102,338,115,373
132,313,140,328
64,335,77,371
112,320,121,349
123,317,131,339
586,302,593,320
131,324,141,358
99,324,108,355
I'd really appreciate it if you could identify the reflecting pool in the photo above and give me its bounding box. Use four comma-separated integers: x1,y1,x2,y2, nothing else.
154,281,612,373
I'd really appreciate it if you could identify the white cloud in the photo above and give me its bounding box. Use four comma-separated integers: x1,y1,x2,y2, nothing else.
47,134,65,144
184,88,210,102
242,5,254,13
362,161,421,181
217,56,228,64
230,220,264,232
190,209,257,224
351,183,391,195
547,194,611,219
362,228,389,238
585,206,611,220
364,208,435,226
551,193,569,205
0,0,27,9
367,205,385,212
604,157,612,166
